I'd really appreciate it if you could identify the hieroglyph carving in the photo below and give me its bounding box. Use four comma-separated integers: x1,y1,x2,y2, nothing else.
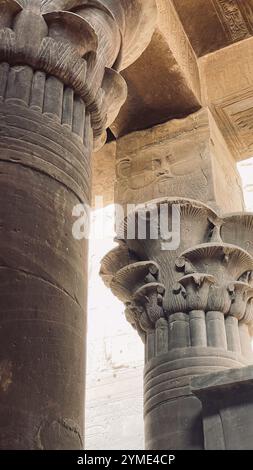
212,0,250,41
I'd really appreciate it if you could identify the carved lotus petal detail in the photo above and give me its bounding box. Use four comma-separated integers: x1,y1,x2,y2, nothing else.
102,68,127,128
133,282,165,325
13,7,48,54
221,214,253,257
181,244,253,284
100,243,138,288
166,282,187,314
178,273,215,312
0,0,157,150
16,0,41,11
51,0,158,74
207,285,232,314
175,257,195,275
101,199,253,342
43,10,98,56
110,261,159,303
123,198,219,281
0,0,22,28
228,281,253,321
125,302,146,341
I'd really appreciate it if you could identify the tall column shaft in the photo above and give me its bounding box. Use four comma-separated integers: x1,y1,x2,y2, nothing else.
0,0,157,449
0,87,90,448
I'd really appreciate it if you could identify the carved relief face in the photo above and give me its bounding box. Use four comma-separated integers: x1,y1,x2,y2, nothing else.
117,153,174,190
116,139,202,191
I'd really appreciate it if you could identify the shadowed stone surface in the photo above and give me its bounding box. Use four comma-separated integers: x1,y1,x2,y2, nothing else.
191,365,253,450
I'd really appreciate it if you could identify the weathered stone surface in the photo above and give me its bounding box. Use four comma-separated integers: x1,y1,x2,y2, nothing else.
111,28,201,138
101,197,253,449
0,0,157,450
88,163,253,449
102,199,253,357
111,0,253,163
92,141,116,207
115,109,244,213
144,351,246,450
2,0,253,452
172,0,253,56
191,365,253,450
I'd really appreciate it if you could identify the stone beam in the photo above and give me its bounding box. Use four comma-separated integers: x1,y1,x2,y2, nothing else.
0,0,156,450
156,0,201,100
110,0,253,161
112,0,202,138
111,29,201,138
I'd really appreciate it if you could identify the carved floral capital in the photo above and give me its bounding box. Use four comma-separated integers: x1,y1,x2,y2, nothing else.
0,0,157,148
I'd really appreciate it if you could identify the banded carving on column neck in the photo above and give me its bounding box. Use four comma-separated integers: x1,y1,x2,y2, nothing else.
0,63,93,146
0,0,157,149
100,199,253,364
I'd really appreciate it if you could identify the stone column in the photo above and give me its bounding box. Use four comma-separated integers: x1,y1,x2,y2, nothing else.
0,0,156,449
101,110,253,449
